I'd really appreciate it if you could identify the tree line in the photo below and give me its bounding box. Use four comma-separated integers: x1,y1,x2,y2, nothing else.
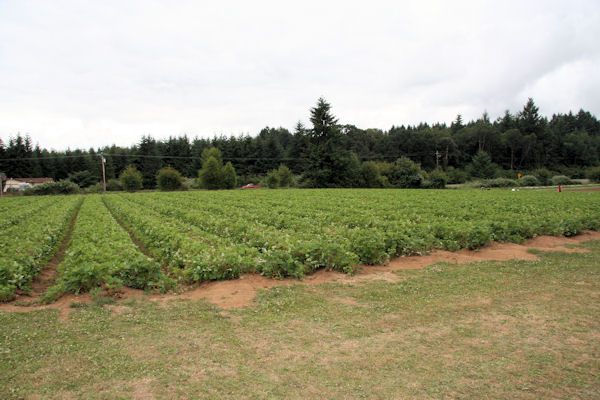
1,97,599,189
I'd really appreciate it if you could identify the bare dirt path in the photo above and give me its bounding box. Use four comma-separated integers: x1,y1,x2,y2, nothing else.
2,230,599,317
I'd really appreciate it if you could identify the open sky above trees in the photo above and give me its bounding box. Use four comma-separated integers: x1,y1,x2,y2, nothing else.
0,0,599,151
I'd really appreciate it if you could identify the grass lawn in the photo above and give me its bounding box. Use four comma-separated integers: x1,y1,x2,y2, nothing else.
1,241,599,399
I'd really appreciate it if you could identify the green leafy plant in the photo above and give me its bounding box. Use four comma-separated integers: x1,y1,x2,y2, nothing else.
156,166,184,191
120,165,143,192
518,175,539,186
551,175,572,186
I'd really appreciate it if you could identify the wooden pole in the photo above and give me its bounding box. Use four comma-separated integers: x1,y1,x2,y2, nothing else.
101,155,106,193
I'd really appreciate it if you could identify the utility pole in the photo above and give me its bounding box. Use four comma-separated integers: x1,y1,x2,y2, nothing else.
100,154,106,193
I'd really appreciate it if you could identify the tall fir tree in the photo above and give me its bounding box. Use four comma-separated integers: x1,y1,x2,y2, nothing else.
304,97,356,187
137,135,163,189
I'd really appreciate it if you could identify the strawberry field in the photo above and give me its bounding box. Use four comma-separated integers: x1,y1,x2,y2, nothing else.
1,189,599,302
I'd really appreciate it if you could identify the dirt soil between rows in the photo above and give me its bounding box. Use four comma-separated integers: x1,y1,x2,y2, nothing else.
2,230,599,319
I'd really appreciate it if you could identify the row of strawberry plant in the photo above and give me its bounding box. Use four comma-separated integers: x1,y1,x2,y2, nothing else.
43,196,173,301
118,193,360,276
127,190,600,266
118,192,440,266
0,196,59,230
0,195,82,301
102,195,261,282
190,189,600,246
0,196,45,213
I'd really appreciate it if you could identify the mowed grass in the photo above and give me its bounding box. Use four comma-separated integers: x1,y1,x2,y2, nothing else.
1,242,599,399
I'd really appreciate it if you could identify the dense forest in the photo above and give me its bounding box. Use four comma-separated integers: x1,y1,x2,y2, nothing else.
1,98,599,189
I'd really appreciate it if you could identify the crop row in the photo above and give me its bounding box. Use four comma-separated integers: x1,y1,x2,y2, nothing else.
3,189,599,300
117,194,361,276
43,196,171,301
102,195,260,282
0,196,59,230
118,189,600,277
168,189,599,235
0,195,82,301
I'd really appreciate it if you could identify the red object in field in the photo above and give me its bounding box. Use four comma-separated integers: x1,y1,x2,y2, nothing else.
558,185,562,192
242,183,261,189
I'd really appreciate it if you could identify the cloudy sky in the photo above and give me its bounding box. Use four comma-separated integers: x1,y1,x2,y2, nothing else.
0,0,599,150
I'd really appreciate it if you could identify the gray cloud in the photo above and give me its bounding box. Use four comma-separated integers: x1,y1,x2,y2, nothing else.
0,0,599,150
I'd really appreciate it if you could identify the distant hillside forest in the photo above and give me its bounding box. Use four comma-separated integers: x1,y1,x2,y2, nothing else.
1,98,599,189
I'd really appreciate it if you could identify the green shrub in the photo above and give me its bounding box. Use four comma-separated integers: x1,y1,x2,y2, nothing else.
485,178,518,187
0,284,16,302
266,171,280,188
120,165,143,192
84,183,104,193
551,175,572,186
426,169,447,189
557,166,585,179
276,164,294,188
518,175,539,186
534,168,553,186
389,157,424,188
445,166,468,184
23,180,80,196
156,166,184,191
586,166,600,183
106,178,122,191
181,178,196,190
360,161,384,188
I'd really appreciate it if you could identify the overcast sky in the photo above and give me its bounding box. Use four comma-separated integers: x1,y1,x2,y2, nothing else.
0,0,599,150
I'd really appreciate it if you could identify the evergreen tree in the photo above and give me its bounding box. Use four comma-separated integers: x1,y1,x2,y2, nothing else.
304,98,358,187
451,114,464,133
165,136,191,176
31,144,43,177
137,135,162,189
275,164,293,187
0,138,7,175
221,161,237,189
6,134,34,177
468,151,498,179
199,156,223,189
518,98,544,136
288,121,310,174
201,147,223,166
497,110,515,132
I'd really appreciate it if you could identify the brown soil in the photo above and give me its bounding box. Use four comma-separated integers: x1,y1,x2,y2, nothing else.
2,230,599,317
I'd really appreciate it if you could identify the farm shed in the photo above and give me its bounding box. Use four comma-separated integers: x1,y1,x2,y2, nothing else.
2,177,54,192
